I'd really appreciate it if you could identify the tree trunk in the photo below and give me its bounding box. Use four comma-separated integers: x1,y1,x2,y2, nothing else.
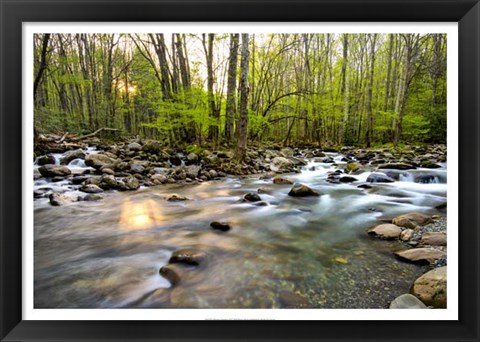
235,34,250,162
365,34,377,147
225,34,239,142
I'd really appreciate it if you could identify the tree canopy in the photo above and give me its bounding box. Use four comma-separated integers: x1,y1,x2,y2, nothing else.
34,33,447,148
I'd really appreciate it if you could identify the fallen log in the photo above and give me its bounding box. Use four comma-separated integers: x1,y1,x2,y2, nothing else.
70,127,119,141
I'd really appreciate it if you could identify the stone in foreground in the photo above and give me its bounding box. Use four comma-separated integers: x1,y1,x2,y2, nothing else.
390,294,428,309
367,224,402,240
288,183,320,197
392,212,433,229
411,266,447,308
421,232,447,246
394,248,446,264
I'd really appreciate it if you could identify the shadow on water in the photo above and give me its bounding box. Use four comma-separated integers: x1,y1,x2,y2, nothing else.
34,160,446,309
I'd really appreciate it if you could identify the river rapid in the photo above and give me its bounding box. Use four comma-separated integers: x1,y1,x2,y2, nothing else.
34,151,447,308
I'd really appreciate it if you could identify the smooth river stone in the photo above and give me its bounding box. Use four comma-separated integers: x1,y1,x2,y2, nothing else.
288,183,320,197
421,232,447,246
169,248,206,266
390,294,428,309
411,266,447,308
367,224,402,239
392,212,433,229
394,248,446,264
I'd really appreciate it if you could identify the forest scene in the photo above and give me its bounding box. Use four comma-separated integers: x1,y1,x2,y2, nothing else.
33,33,448,309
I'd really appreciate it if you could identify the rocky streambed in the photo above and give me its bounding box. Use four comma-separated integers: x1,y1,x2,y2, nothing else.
33,142,448,309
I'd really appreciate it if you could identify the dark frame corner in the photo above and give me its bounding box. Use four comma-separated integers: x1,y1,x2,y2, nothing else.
1,1,479,341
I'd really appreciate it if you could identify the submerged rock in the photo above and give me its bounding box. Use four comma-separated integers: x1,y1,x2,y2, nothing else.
411,266,447,308
166,194,189,201
414,174,437,184
288,183,320,197
82,194,103,201
390,294,427,309
278,291,310,308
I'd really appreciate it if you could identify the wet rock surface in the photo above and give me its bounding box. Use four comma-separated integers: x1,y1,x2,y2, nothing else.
411,266,447,308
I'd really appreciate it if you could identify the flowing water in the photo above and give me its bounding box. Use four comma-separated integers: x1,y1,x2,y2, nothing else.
33,152,447,308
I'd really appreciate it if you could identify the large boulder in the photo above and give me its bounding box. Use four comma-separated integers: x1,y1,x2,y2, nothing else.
390,294,428,309
411,266,447,308
367,224,402,240
270,157,294,172
392,212,433,229
85,154,117,170
394,248,446,264
288,183,320,197
366,173,395,183
60,149,86,165
38,164,71,177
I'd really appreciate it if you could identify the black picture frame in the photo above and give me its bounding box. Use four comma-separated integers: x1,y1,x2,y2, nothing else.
1,0,479,341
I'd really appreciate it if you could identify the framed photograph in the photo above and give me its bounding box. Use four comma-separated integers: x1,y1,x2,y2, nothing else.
1,0,479,341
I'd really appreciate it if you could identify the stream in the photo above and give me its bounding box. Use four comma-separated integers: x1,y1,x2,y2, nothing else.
33,152,447,308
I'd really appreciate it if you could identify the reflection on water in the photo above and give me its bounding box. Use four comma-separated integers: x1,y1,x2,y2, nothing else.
34,160,447,309
119,199,163,230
